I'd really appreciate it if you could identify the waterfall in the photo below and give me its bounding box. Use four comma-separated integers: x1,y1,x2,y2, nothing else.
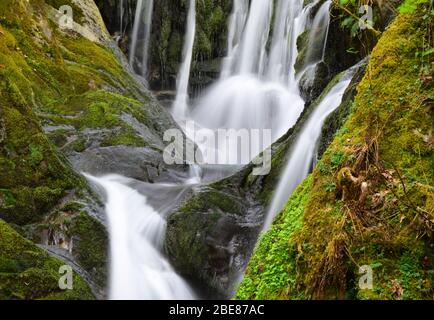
84,174,195,300
129,0,154,78
119,0,129,37
187,0,320,165
172,0,196,119
119,0,124,36
103,0,350,298
141,0,154,77
263,64,359,230
129,0,143,66
237,0,273,75
220,0,248,79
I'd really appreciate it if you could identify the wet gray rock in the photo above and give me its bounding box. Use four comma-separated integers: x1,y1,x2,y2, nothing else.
70,146,191,183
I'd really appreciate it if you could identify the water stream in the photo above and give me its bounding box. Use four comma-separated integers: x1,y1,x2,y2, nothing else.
84,174,195,300
264,64,360,230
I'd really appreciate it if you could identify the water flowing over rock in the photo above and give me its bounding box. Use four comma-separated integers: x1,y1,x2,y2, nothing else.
129,0,154,78
84,174,195,300
264,62,361,230
172,0,196,119
3,0,418,302
164,0,359,298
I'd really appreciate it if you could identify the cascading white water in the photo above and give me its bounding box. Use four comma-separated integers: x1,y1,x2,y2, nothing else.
141,0,154,78
129,0,143,66
263,65,359,230
185,0,327,166
119,0,124,36
119,0,130,38
172,0,196,119
220,0,248,79
129,0,154,77
237,0,273,75
84,174,195,300
105,0,350,298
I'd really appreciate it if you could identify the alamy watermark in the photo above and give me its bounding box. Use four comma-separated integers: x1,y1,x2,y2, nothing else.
58,5,73,30
358,5,374,31
163,121,272,176
359,265,374,290
59,265,73,290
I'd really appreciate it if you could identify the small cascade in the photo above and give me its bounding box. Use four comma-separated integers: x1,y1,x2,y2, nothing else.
220,0,248,79
129,0,143,66
84,174,195,300
237,0,273,75
141,0,154,78
104,0,355,299
263,64,359,230
119,0,124,37
129,0,154,78
297,0,332,86
172,0,196,119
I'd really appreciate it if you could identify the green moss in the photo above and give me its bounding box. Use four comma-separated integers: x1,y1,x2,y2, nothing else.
67,213,108,287
0,219,94,300
0,104,83,224
236,176,313,300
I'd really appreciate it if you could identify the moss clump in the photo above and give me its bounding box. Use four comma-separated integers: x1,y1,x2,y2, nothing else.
236,176,313,300
67,213,108,287
237,4,433,300
0,105,83,225
166,186,245,276
0,219,94,300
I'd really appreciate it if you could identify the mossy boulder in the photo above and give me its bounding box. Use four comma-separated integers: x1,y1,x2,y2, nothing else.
166,178,264,298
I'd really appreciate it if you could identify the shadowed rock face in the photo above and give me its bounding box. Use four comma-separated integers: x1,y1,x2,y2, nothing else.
165,172,265,299
95,0,231,93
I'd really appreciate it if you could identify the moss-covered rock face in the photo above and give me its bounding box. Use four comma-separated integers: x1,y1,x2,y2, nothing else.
166,176,264,298
237,4,434,300
0,0,180,299
0,219,94,300
237,176,314,300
